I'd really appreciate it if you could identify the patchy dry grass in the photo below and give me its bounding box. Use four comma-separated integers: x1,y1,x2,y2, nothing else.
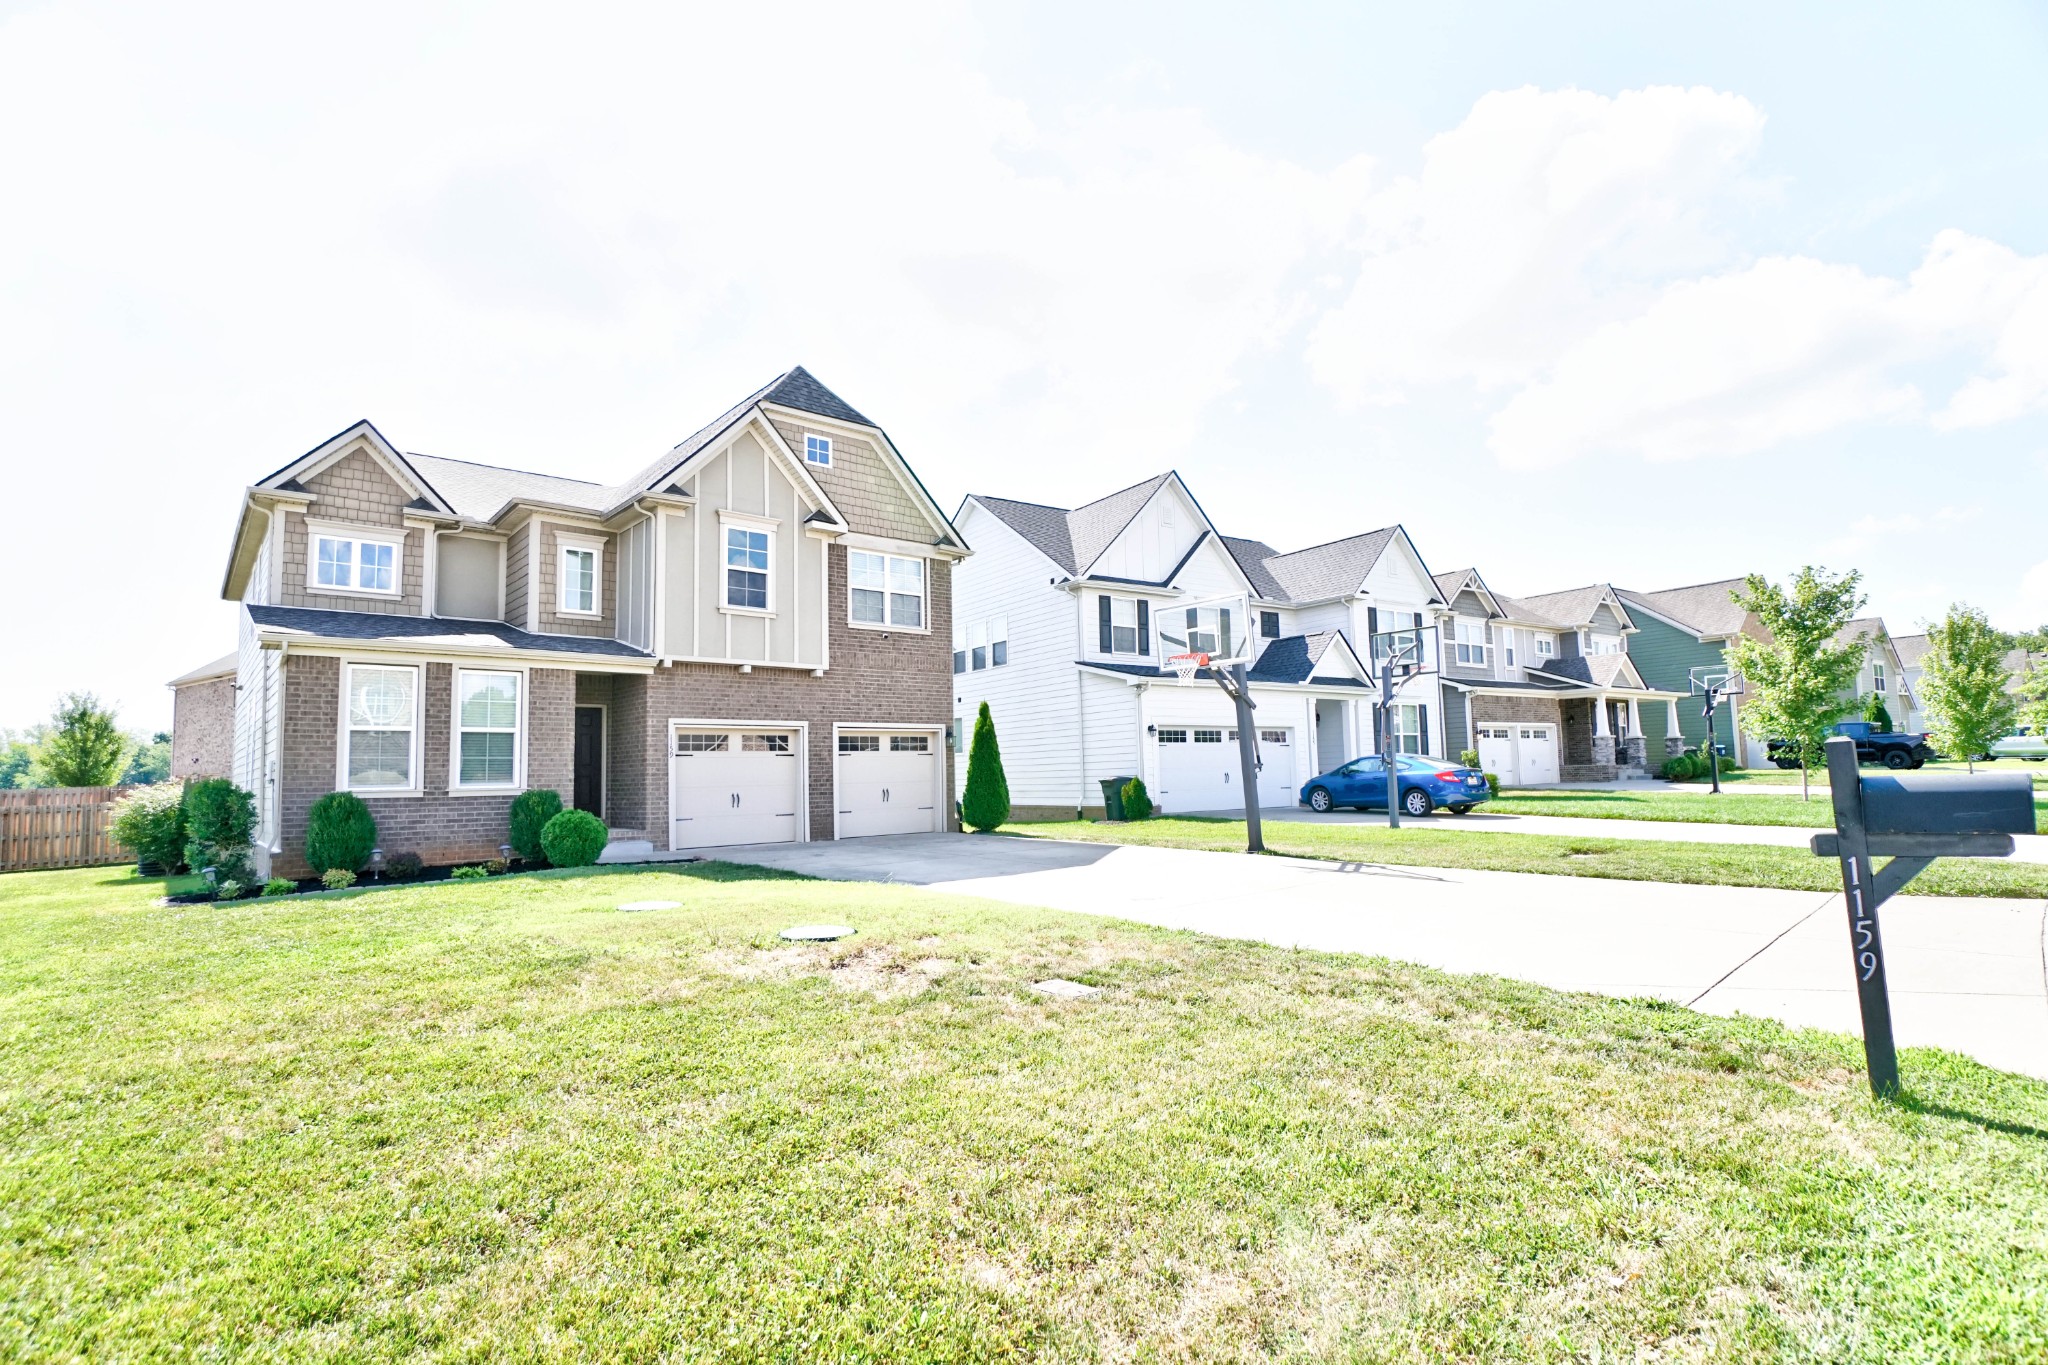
2,863,2045,1360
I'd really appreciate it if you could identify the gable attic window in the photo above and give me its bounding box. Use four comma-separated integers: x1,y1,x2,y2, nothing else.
557,534,602,616
309,524,401,596
850,551,924,628
1535,635,1554,657
805,434,832,466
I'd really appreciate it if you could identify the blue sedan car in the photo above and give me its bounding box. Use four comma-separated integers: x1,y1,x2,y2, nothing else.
1301,754,1491,817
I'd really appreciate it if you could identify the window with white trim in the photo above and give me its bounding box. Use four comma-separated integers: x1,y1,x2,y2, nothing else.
1587,633,1623,655
1392,704,1424,755
849,551,924,628
804,434,832,466
1109,597,1142,654
343,664,417,790
1873,662,1887,693
675,732,728,753
1260,610,1281,639
1535,634,1554,658
743,733,791,753
953,622,968,674
313,531,400,595
969,620,987,670
558,539,600,615
990,615,1008,667
725,526,771,611
454,669,521,788
1453,618,1489,666
1259,729,1288,744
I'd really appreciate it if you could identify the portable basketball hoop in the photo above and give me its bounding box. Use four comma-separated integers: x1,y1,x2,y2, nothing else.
1167,651,1209,686
1687,667,1746,794
1152,594,1264,851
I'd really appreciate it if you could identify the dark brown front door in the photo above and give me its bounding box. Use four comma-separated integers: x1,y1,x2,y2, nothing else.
573,707,604,816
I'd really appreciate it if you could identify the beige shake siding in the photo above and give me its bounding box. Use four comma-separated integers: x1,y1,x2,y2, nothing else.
278,448,426,616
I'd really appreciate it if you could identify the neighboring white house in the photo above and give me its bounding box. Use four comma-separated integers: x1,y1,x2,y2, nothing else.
950,472,1448,817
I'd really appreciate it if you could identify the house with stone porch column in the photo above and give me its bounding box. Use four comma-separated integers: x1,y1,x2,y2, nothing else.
1433,571,1687,784
211,366,968,878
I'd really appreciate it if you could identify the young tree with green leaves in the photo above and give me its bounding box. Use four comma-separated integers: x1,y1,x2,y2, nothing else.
121,731,172,785
1919,604,2018,772
1726,568,1868,800
0,728,42,789
1860,692,1894,731
2017,657,2048,738
960,701,1010,832
33,693,129,788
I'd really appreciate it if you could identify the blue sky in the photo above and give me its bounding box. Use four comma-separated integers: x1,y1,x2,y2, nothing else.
3,1,2045,730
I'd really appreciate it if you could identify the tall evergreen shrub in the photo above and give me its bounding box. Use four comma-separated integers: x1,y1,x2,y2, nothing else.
960,702,1011,832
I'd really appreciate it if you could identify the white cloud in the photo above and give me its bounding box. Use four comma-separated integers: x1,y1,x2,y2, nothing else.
2021,561,2048,627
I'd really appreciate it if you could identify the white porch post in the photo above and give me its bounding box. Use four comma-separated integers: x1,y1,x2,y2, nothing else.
1665,697,1682,735
1593,696,1611,737
1626,697,1642,736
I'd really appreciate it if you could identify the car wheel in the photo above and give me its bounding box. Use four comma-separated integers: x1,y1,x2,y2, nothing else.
2026,757,2045,763
1403,788,1434,818
1307,786,1333,813
1883,749,1912,770
1773,758,1797,769
1448,803,1472,815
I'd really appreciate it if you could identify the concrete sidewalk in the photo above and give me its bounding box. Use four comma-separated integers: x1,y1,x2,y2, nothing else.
686,832,2048,1082
1227,806,2048,864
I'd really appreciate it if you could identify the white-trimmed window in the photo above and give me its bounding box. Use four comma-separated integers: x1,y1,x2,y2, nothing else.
1873,662,1887,693
849,551,924,628
1393,704,1424,755
953,623,968,674
1535,634,1555,658
557,536,601,616
1110,597,1142,654
1193,728,1224,744
1453,618,1489,666
453,669,521,789
311,528,401,595
968,620,988,670
342,664,418,791
724,524,772,612
1587,633,1623,656
989,615,1008,667
804,434,832,466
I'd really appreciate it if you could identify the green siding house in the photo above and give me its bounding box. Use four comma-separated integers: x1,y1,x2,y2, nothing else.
1615,580,1767,767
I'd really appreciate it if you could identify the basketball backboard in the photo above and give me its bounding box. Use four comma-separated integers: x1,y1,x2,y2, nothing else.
1688,665,1745,697
1155,592,1255,686
1369,624,1438,681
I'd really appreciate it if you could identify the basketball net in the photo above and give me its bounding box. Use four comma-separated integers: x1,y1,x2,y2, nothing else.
1168,651,1209,686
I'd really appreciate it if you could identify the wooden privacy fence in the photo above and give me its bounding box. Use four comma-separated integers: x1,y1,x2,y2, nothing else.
0,786,134,873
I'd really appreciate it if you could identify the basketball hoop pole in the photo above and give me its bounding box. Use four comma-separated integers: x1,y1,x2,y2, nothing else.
1215,661,1264,854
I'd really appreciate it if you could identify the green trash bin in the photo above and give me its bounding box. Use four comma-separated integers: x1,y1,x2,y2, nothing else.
1099,777,1134,821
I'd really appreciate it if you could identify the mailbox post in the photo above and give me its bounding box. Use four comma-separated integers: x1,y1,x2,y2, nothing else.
1811,734,2034,1098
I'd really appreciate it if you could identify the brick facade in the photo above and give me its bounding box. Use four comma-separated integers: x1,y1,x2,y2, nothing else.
1469,694,1565,726
273,654,576,877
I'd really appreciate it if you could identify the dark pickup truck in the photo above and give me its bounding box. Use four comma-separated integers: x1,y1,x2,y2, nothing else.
1768,720,1933,770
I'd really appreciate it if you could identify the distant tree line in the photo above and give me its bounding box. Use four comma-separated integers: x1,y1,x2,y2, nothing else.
2,692,170,788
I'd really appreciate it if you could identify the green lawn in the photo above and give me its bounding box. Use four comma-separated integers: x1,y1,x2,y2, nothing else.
1664,760,2048,790
1484,789,2048,834
1005,818,2048,899
2,864,2046,1360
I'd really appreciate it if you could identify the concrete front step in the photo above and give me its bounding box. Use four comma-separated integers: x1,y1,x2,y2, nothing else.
598,838,656,864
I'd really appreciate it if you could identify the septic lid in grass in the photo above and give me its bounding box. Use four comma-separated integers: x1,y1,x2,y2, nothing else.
780,924,856,942
1031,978,1102,1000
618,900,681,913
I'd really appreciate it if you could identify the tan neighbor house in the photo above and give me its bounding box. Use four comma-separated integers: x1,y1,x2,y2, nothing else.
184,367,969,878
167,653,238,780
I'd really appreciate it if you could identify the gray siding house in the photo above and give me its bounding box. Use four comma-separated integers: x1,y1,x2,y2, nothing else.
212,368,968,877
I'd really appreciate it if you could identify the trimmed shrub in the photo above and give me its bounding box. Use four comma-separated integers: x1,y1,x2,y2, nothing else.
305,791,377,875
1459,749,1481,770
961,701,1011,832
450,865,489,881
182,778,256,885
109,782,187,873
1120,776,1153,821
540,809,608,868
321,868,357,891
510,789,564,865
1483,773,1501,799
385,851,425,881
262,877,297,898
1862,693,1895,731
216,879,248,901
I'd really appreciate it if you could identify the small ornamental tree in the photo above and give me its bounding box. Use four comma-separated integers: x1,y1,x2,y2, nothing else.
960,702,1010,832
1861,692,1894,731
1726,568,1868,800
510,789,564,865
1918,603,2018,773
2018,657,2048,739
35,692,127,788
305,791,378,875
1120,777,1154,821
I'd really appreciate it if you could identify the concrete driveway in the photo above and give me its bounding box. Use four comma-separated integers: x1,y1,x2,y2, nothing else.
687,832,2048,1082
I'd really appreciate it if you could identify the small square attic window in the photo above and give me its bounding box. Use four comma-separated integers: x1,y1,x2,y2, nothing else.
805,434,832,466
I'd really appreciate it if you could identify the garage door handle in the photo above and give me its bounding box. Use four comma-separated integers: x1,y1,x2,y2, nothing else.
882,788,890,801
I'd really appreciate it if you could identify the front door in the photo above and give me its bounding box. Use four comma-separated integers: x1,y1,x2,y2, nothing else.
573,707,604,815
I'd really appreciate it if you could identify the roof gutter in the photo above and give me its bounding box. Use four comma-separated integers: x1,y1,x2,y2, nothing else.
253,629,657,671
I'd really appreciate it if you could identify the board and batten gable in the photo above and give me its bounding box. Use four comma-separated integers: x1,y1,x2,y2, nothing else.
950,500,1098,812
1081,477,1207,585
659,427,828,669
277,444,427,616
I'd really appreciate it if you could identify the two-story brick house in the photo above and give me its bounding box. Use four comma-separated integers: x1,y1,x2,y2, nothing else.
210,368,967,877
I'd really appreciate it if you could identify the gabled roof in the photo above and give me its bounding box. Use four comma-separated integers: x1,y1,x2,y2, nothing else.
964,474,1174,576
1616,579,1752,639
1832,617,1889,649
1259,528,1401,603
254,420,457,517
167,652,239,688
1504,583,1635,632
1534,653,1648,690
1893,632,1929,668
1433,567,1503,617
405,454,614,521
1245,631,1370,686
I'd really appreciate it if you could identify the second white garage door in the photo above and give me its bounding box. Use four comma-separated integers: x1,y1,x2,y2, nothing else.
669,727,802,850
836,730,942,837
1154,727,1296,812
1474,722,1558,787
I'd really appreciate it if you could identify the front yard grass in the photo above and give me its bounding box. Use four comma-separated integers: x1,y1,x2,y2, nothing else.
4,863,2047,1359
1668,761,2048,790
1483,789,2048,833
1005,818,2048,899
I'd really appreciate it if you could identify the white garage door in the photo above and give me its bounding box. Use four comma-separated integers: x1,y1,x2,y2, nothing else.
1155,727,1295,812
836,730,941,837
670,727,802,850
1474,722,1559,787
1476,724,1517,784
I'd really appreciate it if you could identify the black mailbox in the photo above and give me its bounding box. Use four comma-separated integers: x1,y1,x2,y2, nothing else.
1859,770,2035,837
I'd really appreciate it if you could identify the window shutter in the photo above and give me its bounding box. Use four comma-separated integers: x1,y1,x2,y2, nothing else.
1367,605,1379,645
1137,599,1150,656
1098,595,1113,653
1420,704,1430,755
1371,707,1383,751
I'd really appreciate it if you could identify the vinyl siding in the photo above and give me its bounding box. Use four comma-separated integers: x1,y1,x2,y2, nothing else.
1621,613,1731,751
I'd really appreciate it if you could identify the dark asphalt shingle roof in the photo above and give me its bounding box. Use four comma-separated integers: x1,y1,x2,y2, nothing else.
1616,579,1752,639
247,605,651,659
1245,631,1347,684
1260,528,1400,603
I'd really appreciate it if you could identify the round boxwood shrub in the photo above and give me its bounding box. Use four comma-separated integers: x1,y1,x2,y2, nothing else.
510,789,564,865
109,782,188,873
305,791,377,875
540,808,608,868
